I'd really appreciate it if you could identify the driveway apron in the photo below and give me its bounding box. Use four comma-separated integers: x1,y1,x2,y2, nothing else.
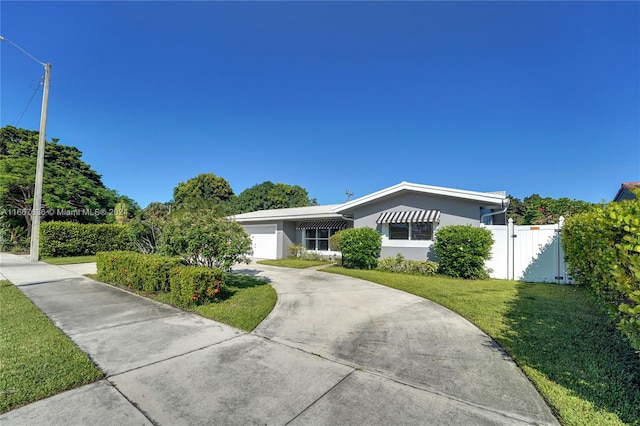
242,264,558,425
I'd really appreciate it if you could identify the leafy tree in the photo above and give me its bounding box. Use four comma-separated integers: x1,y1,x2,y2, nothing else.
506,193,596,225
434,225,493,279
160,209,252,271
173,173,233,209
339,227,381,269
0,126,120,236
128,202,172,254
232,181,317,213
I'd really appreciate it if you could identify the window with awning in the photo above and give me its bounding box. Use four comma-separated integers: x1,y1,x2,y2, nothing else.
376,210,441,224
297,220,347,251
297,221,347,230
377,210,440,241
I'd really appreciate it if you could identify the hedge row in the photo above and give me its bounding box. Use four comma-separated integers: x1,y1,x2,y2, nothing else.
96,251,225,308
41,222,134,257
562,197,640,352
377,254,438,276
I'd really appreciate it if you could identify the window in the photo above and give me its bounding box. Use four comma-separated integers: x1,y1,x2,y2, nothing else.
305,228,339,251
388,222,433,240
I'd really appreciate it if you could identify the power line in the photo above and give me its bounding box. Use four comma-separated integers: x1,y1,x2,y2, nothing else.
13,78,43,126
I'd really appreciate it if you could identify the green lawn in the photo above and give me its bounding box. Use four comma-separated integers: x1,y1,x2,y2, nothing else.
42,255,96,265
322,267,640,426
0,280,103,413
89,273,276,332
258,258,334,269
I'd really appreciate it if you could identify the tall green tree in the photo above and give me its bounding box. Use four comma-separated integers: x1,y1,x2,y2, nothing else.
506,193,596,225
0,126,120,236
232,181,317,213
173,173,234,209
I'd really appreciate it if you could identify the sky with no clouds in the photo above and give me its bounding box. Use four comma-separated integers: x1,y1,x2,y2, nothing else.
1,1,638,208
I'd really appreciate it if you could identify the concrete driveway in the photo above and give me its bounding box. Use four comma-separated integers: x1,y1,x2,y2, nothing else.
0,255,558,425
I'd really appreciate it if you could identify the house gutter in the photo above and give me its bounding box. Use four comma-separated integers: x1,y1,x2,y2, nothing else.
480,199,510,225
340,214,354,222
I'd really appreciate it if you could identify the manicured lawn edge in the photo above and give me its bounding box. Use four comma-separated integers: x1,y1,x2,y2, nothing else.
42,255,96,265
258,258,334,269
0,280,103,413
322,267,640,426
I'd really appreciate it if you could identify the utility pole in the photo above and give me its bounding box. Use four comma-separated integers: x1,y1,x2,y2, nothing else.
0,36,51,261
30,62,51,261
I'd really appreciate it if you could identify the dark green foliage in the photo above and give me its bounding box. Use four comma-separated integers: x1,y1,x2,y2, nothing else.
377,253,438,276
433,225,493,279
160,210,252,271
507,193,596,225
0,126,121,236
169,266,226,308
96,251,181,292
563,195,640,352
329,230,342,252
96,251,225,307
127,202,172,254
231,181,317,214
339,227,381,269
173,173,233,208
40,222,134,257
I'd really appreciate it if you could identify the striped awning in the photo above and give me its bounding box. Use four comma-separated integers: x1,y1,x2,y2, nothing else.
297,220,348,230
376,210,441,224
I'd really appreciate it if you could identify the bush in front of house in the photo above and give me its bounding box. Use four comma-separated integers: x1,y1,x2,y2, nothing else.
562,196,640,352
160,210,252,271
41,222,134,257
329,230,343,252
377,253,438,276
433,225,493,279
339,227,381,269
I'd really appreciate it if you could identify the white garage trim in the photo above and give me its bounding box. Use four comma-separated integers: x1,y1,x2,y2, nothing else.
243,225,277,259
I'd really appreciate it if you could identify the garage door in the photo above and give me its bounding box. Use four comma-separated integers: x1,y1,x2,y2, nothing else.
244,225,277,259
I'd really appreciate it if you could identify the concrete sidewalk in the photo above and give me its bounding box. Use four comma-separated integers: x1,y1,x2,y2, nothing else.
0,253,559,425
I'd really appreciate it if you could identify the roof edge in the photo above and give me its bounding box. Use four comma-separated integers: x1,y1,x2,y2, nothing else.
334,181,507,213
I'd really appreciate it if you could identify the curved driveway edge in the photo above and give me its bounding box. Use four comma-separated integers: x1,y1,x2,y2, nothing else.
241,263,559,425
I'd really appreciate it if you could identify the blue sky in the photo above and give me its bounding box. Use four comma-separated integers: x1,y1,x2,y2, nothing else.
2,1,638,208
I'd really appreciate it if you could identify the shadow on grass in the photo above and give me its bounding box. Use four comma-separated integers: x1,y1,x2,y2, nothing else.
227,273,271,288
221,273,272,300
503,283,640,424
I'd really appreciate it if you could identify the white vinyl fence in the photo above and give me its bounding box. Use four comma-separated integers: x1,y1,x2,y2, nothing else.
484,217,573,284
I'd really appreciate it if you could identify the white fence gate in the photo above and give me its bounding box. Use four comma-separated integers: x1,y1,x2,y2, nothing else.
484,217,573,284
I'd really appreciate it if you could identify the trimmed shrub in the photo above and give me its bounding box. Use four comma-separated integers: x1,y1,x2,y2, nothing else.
433,225,493,279
340,227,381,269
377,253,438,276
41,222,134,257
96,251,181,293
169,266,226,308
563,197,640,351
96,251,226,308
286,244,305,258
329,230,343,252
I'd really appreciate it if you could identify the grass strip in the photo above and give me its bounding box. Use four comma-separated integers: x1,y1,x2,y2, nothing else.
323,267,640,426
258,258,333,269
0,280,103,413
42,255,96,265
